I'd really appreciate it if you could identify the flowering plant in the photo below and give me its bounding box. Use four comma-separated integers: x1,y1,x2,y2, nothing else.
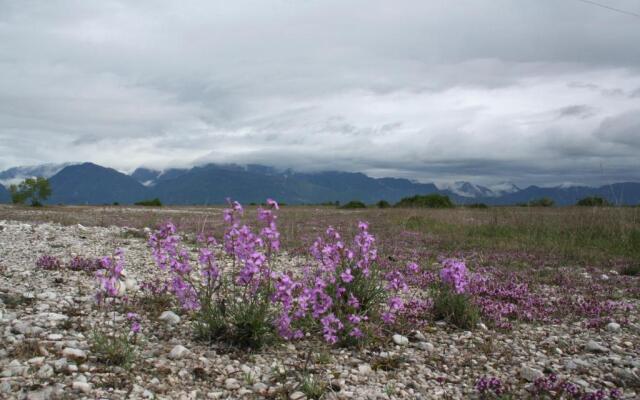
148,199,280,348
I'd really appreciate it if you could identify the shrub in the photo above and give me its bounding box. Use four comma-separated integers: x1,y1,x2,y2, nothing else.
620,263,640,276
340,200,366,209
432,287,479,329
467,203,489,209
9,177,52,206
527,197,554,207
376,200,391,208
576,196,610,207
134,198,162,206
148,199,280,349
92,249,140,368
68,255,103,272
395,194,454,208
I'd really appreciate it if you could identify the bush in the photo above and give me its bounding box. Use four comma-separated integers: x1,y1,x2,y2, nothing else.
432,287,479,329
527,197,554,207
134,198,162,206
340,200,366,209
620,263,639,276
376,200,391,208
467,203,489,209
149,199,281,349
9,177,51,206
576,196,610,207
91,329,136,368
395,194,454,208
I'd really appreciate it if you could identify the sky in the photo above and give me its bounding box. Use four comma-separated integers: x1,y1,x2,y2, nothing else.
1,0,639,186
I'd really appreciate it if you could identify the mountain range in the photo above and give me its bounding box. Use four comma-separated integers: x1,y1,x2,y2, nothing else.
0,162,638,206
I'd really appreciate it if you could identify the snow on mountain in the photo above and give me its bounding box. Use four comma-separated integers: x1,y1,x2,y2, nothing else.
487,181,521,196
0,163,76,186
438,181,495,198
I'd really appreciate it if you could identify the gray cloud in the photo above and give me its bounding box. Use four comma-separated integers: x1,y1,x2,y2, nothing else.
1,0,640,186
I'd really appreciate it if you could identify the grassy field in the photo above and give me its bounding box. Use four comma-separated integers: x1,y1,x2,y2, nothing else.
1,204,638,269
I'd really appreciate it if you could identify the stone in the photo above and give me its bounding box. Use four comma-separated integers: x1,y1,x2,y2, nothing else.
414,342,435,352
606,322,621,332
72,381,92,394
36,364,54,379
520,366,544,382
357,364,373,375
392,334,409,346
224,378,240,390
168,345,190,360
62,347,87,362
290,391,307,400
586,340,608,353
159,311,181,325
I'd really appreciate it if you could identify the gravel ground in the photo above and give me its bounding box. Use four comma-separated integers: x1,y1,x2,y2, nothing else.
0,220,638,399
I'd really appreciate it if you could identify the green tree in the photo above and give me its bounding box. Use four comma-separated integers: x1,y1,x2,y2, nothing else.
9,177,52,206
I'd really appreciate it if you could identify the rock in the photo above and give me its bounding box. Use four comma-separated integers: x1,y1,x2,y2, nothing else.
224,378,240,390
168,345,190,360
565,358,591,371
290,391,307,400
606,322,621,332
586,340,608,353
520,366,544,382
72,381,92,394
414,331,426,341
53,358,68,372
36,364,54,379
357,364,373,375
253,382,268,393
392,334,409,346
418,341,435,352
613,368,640,387
62,347,87,362
159,311,181,325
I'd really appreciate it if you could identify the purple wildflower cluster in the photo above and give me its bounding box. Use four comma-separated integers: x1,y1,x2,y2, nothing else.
271,221,399,344
36,254,103,272
474,376,505,398
532,374,622,400
68,255,103,272
439,258,468,294
95,248,126,304
148,199,281,313
36,255,62,270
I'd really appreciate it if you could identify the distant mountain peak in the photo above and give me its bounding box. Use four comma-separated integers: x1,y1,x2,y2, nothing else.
0,162,76,186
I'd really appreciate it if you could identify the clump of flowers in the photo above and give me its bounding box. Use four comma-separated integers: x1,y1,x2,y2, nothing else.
532,374,622,400
475,376,505,398
440,259,468,293
68,255,103,272
148,198,280,348
36,255,62,270
272,221,395,345
91,248,139,367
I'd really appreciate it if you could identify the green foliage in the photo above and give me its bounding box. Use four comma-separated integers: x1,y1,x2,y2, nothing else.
376,200,391,208
576,196,610,207
526,197,555,207
340,200,366,209
91,329,135,368
620,263,640,277
9,177,52,206
134,198,162,206
432,287,479,329
395,194,454,208
467,203,489,209
195,287,275,349
299,374,327,399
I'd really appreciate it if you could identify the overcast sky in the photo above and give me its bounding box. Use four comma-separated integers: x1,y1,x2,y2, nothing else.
1,0,640,186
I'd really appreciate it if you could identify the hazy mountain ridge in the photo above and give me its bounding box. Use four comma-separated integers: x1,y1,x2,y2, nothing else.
0,163,638,206
0,163,75,186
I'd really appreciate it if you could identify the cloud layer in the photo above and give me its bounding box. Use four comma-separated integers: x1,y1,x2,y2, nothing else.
1,0,639,185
